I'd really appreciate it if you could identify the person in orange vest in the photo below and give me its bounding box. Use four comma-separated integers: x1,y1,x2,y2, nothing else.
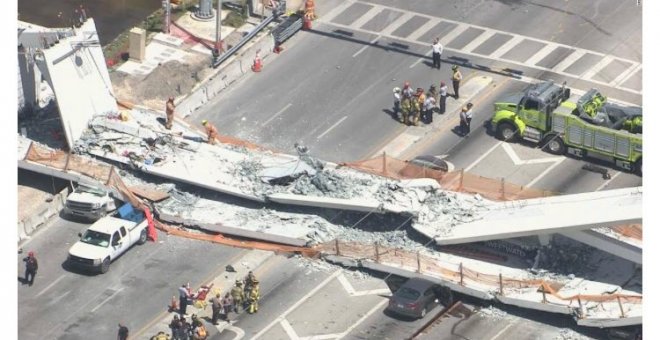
165,96,175,130
201,120,218,145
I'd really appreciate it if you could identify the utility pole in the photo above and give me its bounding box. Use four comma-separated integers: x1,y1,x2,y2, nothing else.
163,0,171,34
215,0,222,51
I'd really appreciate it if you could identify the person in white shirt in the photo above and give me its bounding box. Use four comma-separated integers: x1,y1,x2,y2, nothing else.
423,96,437,124
431,38,444,69
393,87,402,120
439,82,448,114
459,102,474,136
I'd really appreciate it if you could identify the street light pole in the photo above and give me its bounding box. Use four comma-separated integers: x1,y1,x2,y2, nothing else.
215,0,222,51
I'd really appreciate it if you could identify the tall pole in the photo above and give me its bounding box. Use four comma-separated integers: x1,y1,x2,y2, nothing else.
163,0,171,34
215,0,222,51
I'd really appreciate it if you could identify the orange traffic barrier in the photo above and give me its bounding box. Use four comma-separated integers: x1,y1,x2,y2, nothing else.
251,51,262,72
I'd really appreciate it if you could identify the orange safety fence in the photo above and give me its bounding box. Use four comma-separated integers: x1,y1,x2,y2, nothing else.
340,154,557,201
317,240,642,306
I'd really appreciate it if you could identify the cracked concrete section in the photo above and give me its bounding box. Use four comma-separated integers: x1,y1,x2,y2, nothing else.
75,107,489,231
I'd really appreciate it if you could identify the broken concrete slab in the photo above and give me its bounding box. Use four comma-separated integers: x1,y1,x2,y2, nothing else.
431,188,642,245
129,185,170,202
267,193,382,213
34,19,118,149
259,161,317,185
561,230,641,264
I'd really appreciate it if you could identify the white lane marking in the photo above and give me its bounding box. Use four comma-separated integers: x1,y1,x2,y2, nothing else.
490,321,516,340
380,12,414,36
525,43,558,66
439,23,469,45
409,50,432,68
581,55,614,80
249,270,342,340
90,287,125,313
36,274,66,297
349,6,383,30
280,319,300,339
490,35,525,59
337,273,391,296
337,299,389,339
322,0,357,23
611,63,641,87
317,116,348,139
407,18,440,41
226,325,246,340
465,141,503,172
261,103,292,127
551,50,586,73
463,30,497,53
526,158,565,188
46,290,71,307
595,171,622,191
352,36,380,57
501,143,563,165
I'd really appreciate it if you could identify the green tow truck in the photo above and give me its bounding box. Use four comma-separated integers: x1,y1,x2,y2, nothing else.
490,81,642,175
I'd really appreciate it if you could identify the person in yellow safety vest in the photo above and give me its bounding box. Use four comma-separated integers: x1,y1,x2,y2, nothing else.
201,120,218,145
400,96,412,125
244,271,258,296
452,65,463,98
165,97,175,130
247,280,261,314
151,331,170,340
230,280,245,313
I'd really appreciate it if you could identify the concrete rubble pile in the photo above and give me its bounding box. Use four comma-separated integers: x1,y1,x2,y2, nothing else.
72,107,491,235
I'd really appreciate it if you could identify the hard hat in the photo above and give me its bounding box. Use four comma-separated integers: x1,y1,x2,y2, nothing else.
236,280,242,285
202,120,208,125
253,279,259,284
393,87,401,93
404,81,410,87
452,65,458,70
467,102,473,109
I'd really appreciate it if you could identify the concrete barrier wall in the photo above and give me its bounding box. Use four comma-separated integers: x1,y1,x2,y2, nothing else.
267,193,382,212
176,31,276,118
17,186,70,243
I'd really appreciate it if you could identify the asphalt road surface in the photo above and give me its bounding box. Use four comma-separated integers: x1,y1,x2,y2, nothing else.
191,0,641,164
17,215,245,340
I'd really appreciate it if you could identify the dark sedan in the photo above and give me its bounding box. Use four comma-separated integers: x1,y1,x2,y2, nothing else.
386,277,441,318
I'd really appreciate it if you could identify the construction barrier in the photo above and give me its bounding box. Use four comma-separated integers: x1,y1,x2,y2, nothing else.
317,240,642,306
340,154,557,201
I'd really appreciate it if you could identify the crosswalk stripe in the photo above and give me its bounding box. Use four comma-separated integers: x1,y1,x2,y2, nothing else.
439,23,469,45
610,63,641,87
525,43,559,66
581,55,614,80
490,35,525,59
380,12,415,36
407,18,441,41
551,50,586,73
322,0,357,23
462,30,497,53
349,6,383,30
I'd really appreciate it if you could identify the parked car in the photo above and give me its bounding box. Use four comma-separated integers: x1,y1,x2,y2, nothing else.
64,184,116,221
400,155,453,178
385,277,441,318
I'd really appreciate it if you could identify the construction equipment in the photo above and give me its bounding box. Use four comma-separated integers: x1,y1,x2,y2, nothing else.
491,81,642,175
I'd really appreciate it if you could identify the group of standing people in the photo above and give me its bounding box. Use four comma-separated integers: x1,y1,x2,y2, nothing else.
392,65,463,127
167,314,207,340
229,271,261,315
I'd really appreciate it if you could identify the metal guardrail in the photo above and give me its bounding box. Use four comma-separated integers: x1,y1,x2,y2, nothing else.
212,14,275,68
272,14,303,45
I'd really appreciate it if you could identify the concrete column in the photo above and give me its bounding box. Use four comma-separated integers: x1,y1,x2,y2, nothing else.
128,28,146,62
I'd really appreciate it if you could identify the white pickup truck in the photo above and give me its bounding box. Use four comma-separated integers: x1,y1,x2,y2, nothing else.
67,203,149,273
64,184,116,221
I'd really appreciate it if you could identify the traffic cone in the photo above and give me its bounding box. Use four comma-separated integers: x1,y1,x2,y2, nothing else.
169,295,179,312
252,51,262,72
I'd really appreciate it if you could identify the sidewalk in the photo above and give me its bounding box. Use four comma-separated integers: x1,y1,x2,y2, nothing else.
374,75,493,159
134,250,273,339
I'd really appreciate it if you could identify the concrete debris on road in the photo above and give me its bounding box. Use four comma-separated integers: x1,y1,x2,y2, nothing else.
476,305,511,321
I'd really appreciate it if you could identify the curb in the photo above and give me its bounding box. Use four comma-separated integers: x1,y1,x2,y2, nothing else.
17,186,70,244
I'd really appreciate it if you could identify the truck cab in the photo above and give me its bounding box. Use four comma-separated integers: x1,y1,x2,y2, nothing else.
491,81,642,174
64,184,116,221
67,203,149,273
